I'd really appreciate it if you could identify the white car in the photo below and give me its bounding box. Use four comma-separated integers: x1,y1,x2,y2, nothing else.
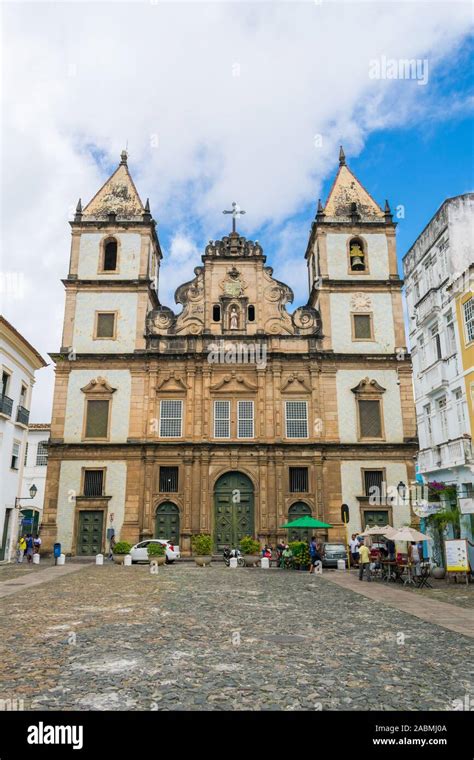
130,539,180,564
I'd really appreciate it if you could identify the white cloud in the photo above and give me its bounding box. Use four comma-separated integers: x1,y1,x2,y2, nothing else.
0,0,471,421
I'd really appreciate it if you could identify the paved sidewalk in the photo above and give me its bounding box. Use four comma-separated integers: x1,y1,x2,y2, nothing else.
322,570,474,638
0,563,91,599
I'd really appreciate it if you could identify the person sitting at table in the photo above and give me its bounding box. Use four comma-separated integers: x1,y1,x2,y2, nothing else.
387,539,396,561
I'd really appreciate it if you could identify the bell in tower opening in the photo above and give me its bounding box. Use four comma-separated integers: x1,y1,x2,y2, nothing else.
349,238,366,271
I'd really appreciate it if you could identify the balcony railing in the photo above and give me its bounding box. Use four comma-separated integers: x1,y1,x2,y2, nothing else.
0,394,13,417
16,405,30,426
418,437,473,474
416,290,440,325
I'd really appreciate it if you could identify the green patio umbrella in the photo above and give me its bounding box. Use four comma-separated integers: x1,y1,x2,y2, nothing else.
279,516,333,529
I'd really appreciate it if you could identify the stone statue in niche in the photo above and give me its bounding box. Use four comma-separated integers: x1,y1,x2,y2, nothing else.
230,306,239,330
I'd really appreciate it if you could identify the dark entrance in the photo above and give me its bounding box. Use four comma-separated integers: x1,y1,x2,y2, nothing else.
0,509,12,561
287,502,312,543
20,509,40,536
77,510,104,555
155,502,180,545
214,471,254,552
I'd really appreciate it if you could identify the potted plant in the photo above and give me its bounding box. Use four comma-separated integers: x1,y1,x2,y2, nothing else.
239,536,261,567
191,534,213,566
289,541,310,570
112,541,132,565
147,542,166,566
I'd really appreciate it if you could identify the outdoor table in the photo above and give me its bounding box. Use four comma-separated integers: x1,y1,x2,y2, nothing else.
399,563,417,586
381,559,398,582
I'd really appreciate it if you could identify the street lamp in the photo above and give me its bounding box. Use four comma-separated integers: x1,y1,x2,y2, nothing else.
15,484,38,537
397,481,408,501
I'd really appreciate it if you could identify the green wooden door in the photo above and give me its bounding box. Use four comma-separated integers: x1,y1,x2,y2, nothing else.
214,471,254,552
155,502,180,545
287,502,312,543
363,510,389,529
77,511,104,555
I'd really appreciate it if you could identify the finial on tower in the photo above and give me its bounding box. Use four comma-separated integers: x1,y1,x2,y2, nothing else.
316,198,325,222
143,198,152,222
120,149,128,165
74,198,83,222
384,199,393,223
339,145,346,166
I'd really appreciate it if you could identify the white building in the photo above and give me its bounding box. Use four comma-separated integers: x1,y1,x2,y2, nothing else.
20,424,50,538
0,316,47,561
403,194,474,546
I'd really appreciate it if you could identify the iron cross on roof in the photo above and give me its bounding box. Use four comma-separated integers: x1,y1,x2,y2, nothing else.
223,201,246,233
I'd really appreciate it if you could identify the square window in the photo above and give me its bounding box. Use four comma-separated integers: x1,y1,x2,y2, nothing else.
160,400,183,438
358,400,382,439
353,314,372,340
83,469,104,497
285,401,308,438
85,400,109,439
214,400,230,438
289,467,308,493
159,467,179,492
96,313,116,339
238,400,254,438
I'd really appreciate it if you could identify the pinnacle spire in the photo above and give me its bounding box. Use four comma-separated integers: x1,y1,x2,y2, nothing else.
120,149,128,165
339,145,346,166
74,198,83,222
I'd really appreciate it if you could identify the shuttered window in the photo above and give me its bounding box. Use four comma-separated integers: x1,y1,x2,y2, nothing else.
237,400,254,438
358,400,382,438
353,314,372,340
285,401,308,438
159,467,179,492
85,400,109,439
83,469,104,497
214,400,230,438
289,467,309,493
96,313,116,338
160,400,183,438
364,470,384,497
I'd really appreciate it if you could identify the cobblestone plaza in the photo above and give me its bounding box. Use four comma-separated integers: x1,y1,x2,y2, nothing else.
0,562,472,712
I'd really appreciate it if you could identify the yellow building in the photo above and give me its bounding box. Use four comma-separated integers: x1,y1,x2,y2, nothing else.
41,149,417,556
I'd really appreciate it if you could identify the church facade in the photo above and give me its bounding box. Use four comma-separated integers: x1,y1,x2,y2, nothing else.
41,149,417,556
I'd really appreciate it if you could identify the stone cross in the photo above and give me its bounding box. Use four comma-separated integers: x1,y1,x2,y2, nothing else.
223,202,246,233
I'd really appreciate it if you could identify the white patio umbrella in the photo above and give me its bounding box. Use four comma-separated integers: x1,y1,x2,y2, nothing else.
390,526,432,542
359,524,394,538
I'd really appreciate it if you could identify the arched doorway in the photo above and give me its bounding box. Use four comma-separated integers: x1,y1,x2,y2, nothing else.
155,502,180,546
287,502,312,543
214,471,254,552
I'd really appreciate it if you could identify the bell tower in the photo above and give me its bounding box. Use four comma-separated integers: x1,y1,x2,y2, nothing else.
306,146,405,355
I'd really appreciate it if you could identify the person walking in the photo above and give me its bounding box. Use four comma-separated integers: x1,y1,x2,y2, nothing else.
358,542,371,582
350,533,360,567
108,533,116,561
25,534,34,564
17,536,27,563
309,535,322,574
33,534,42,554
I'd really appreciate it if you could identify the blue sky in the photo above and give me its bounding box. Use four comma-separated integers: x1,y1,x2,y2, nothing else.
2,1,473,420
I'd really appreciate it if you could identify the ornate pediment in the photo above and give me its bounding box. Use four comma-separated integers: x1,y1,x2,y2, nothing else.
80,377,117,395
210,372,258,392
205,232,263,258
281,374,312,393
156,373,189,393
220,266,247,298
351,378,386,396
